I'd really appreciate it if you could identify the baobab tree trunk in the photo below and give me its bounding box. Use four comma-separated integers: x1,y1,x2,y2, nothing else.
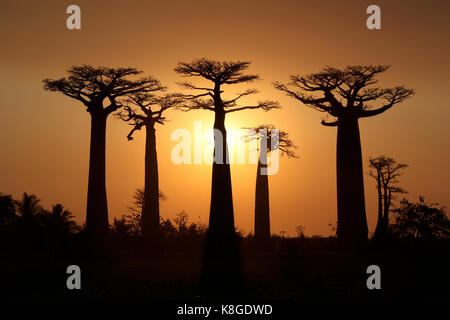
203,107,241,295
373,178,384,239
254,150,270,245
142,122,160,240
208,109,236,243
336,115,368,248
86,111,109,246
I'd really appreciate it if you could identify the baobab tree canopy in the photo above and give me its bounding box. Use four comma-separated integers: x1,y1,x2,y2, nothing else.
43,65,163,115
245,125,298,158
175,58,280,113
274,65,414,126
117,93,183,140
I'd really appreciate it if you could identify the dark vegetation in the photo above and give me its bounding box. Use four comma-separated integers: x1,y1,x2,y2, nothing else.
0,190,448,300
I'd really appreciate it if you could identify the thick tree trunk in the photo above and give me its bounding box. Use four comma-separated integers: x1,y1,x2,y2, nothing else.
336,115,368,248
208,109,235,242
86,112,109,246
142,122,160,240
202,108,241,295
254,150,270,245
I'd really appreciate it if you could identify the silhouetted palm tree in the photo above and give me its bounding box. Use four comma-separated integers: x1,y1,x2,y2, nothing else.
0,193,17,226
41,204,78,235
14,193,44,245
275,65,414,248
15,192,43,223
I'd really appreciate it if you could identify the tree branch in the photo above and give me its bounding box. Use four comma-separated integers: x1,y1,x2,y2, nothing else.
321,119,339,127
225,100,280,113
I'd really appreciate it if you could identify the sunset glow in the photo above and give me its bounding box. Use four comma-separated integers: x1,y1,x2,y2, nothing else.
1,0,449,238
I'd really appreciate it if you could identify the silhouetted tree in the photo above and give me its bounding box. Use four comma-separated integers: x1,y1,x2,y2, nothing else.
175,58,279,294
111,217,133,237
160,217,177,239
245,125,297,245
295,225,306,239
43,65,162,246
368,156,408,242
275,65,414,248
392,197,450,240
174,210,189,233
15,192,43,224
41,204,78,235
117,93,180,240
0,193,17,226
175,58,280,251
124,187,167,236
14,193,44,246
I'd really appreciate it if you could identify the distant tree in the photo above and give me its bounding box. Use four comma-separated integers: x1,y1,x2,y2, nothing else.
187,221,207,237
128,188,167,215
14,193,44,243
41,204,78,235
392,197,450,240
0,193,17,226
43,65,162,246
111,217,133,237
117,93,180,240
124,188,167,236
175,58,280,253
368,156,408,241
295,225,306,239
275,65,414,248
15,192,43,223
328,222,337,237
244,125,297,245
160,217,177,239
174,210,189,233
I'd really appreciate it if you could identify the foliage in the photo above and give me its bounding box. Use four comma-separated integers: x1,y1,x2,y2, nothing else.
0,193,18,226
40,204,79,234
274,65,415,125
391,197,450,240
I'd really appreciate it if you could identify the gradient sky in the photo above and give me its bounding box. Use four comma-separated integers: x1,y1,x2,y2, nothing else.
1,0,449,236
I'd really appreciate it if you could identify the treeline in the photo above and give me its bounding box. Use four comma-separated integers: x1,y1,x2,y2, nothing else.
1,190,448,250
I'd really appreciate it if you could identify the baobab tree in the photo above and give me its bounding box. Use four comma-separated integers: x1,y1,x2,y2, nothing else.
116,92,181,240
43,65,162,246
175,58,279,292
175,58,280,250
245,125,297,246
368,156,408,242
275,65,414,248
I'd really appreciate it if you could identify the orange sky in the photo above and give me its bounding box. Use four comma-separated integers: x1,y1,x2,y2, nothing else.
1,0,449,236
